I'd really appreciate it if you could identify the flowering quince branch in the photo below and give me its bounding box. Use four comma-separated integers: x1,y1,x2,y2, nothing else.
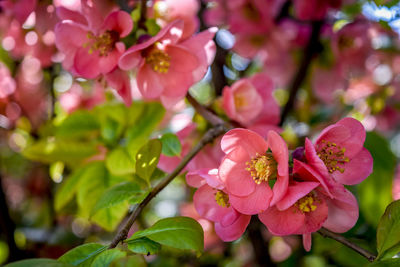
318,228,376,262
279,20,323,125
109,123,229,249
186,93,225,126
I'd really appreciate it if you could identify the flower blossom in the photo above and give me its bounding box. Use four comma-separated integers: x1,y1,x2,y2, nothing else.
187,168,251,241
119,20,217,108
218,129,289,215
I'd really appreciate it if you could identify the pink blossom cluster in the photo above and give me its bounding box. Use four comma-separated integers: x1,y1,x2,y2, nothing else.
186,117,373,250
54,0,217,108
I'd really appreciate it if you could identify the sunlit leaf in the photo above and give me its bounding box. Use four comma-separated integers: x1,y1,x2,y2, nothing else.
127,237,161,255
105,148,135,175
160,133,182,157
135,139,162,184
377,200,400,260
55,110,100,138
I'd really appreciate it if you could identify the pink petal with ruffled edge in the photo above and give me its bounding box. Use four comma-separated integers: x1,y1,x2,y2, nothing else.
136,63,164,98
229,182,272,215
214,214,251,242
193,185,232,222
268,131,289,206
56,7,87,25
102,11,133,37
332,148,373,185
276,181,319,211
186,168,224,189
167,45,199,72
220,128,268,156
259,206,305,236
219,147,256,197
74,47,101,79
322,185,359,233
104,68,132,106
336,117,366,158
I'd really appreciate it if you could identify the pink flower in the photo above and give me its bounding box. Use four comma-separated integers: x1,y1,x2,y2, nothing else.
119,20,217,108
218,129,289,215
222,73,279,126
0,0,37,24
187,168,251,242
60,82,105,113
0,63,16,99
55,3,133,79
151,0,200,40
306,117,373,185
312,67,347,104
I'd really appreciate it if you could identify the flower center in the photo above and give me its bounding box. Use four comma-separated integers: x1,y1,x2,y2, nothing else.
246,152,277,184
145,46,171,74
215,190,230,208
317,140,349,173
234,94,247,108
84,30,119,57
295,193,317,213
242,3,260,21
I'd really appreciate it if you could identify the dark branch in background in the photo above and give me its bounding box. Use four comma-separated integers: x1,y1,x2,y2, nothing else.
0,171,30,263
279,20,323,126
211,45,229,96
318,228,376,262
247,217,276,267
117,0,132,12
138,0,148,30
109,124,228,248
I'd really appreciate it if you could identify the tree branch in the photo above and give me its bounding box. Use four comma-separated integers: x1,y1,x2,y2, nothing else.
138,0,148,30
279,20,323,126
186,94,225,126
109,124,228,248
317,228,376,262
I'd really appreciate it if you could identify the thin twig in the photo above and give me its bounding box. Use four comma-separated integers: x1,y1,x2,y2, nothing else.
279,20,323,126
138,0,148,30
186,94,225,126
109,124,228,248
318,228,376,262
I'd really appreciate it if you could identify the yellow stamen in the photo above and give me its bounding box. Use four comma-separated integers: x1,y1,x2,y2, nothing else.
317,140,349,173
295,194,317,213
215,190,230,208
145,46,171,74
84,30,118,57
245,152,277,184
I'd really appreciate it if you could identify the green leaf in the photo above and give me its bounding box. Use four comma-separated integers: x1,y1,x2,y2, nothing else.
90,249,126,267
128,217,204,253
127,237,161,255
58,243,106,267
55,110,100,138
358,132,396,226
369,258,400,267
160,133,182,157
105,148,135,176
54,166,87,212
91,202,128,232
91,182,143,215
5,259,73,267
145,19,161,36
109,255,146,267
22,139,98,164
135,139,162,183
377,200,400,259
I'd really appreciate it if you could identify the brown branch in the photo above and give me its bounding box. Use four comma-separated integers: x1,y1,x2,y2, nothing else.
109,124,228,248
318,228,376,262
138,0,148,30
279,20,323,126
186,94,225,126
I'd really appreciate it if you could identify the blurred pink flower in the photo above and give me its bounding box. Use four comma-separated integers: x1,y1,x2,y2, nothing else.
151,0,200,40
0,0,37,24
222,73,279,126
219,129,289,214
0,63,16,99
59,82,105,113
119,20,217,108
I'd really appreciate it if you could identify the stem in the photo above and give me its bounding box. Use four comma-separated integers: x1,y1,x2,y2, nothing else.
317,228,376,262
109,124,228,248
247,217,276,267
279,20,323,126
186,94,225,126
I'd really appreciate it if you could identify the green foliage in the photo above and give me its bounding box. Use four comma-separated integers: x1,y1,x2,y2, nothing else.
358,132,396,226
110,255,146,267
58,243,107,267
369,258,400,267
145,19,161,36
90,249,126,267
160,133,182,157
135,139,162,184
5,259,73,267
22,139,98,164
376,200,400,260
127,237,162,255
127,217,204,253
105,148,135,175
55,110,100,138
91,182,144,215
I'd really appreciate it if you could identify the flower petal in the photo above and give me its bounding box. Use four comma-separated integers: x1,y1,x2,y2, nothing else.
136,63,164,99
214,214,251,242
221,128,268,157
259,206,305,236
102,11,133,37
193,185,232,222
276,181,320,211
229,182,272,215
